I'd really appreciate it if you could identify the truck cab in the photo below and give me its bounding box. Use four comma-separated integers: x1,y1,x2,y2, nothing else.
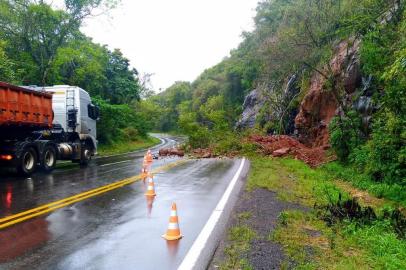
41,85,99,153
0,82,99,175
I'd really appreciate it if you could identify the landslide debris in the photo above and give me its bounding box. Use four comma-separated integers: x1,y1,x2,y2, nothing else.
248,135,336,167
191,148,216,158
158,148,185,157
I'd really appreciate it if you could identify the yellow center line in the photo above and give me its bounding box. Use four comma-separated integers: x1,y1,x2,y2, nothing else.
0,159,188,230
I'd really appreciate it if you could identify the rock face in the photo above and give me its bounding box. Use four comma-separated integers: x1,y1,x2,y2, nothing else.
295,39,362,147
235,88,264,130
282,74,300,134
236,74,300,133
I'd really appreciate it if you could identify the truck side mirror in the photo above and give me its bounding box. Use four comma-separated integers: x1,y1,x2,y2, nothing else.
87,103,100,120
94,105,100,120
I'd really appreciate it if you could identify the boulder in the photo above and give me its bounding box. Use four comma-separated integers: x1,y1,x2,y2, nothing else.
272,147,290,157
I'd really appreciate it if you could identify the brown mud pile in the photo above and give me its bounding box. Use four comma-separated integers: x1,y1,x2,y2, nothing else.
191,148,216,158
158,148,185,157
249,135,336,167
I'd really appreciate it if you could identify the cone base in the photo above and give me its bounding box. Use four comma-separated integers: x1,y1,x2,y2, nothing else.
162,234,183,241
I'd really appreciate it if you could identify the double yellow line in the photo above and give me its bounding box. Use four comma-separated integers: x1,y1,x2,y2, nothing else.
0,159,187,230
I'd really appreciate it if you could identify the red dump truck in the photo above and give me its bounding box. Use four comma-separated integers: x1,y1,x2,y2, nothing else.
0,81,99,175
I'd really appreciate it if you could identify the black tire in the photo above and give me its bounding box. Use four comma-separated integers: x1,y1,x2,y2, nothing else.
40,145,57,172
80,144,92,166
17,147,38,176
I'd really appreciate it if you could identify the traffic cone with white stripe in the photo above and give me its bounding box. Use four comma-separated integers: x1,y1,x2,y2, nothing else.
141,166,148,182
162,203,183,240
146,149,153,163
144,175,156,197
143,156,149,166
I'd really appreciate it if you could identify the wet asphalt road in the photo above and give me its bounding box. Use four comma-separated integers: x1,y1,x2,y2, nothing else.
0,134,244,270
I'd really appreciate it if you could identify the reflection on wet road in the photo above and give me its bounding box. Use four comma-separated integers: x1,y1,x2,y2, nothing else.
0,135,243,270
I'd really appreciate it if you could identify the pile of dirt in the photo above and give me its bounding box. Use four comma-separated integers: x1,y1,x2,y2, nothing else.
158,148,184,157
191,148,216,158
249,135,335,167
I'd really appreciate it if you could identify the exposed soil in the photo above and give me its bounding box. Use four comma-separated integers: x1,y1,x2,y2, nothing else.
191,148,216,158
334,180,387,209
209,188,308,270
248,135,336,167
158,147,185,157
295,39,361,147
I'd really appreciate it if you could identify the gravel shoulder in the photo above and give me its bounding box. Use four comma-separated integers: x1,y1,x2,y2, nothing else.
209,185,308,270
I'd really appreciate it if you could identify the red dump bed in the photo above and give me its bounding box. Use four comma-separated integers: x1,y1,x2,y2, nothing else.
0,81,53,128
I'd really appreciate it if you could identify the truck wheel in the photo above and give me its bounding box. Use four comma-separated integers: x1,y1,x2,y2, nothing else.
41,145,57,172
80,145,92,166
17,147,38,176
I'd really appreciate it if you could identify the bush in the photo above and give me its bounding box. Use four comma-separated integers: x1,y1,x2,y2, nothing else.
93,97,147,145
329,110,364,162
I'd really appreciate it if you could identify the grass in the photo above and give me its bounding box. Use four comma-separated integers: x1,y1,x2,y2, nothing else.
322,162,406,208
225,155,406,269
247,157,349,207
97,135,161,156
205,135,406,270
219,212,256,270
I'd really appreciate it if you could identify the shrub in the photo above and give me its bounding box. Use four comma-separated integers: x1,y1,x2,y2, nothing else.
329,110,364,162
93,97,147,145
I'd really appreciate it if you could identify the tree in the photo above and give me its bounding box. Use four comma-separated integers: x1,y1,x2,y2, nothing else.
0,0,117,85
49,38,108,96
105,49,141,104
139,72,155,99
0,40,18,83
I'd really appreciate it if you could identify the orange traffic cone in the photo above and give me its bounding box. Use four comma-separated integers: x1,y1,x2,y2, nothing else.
143,156,149,165
162,203,183,240
141,167,148,182
144,176,156,197
146,149,153,163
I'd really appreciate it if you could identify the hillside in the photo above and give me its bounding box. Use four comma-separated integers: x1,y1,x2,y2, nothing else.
148,0,405,185
147,1,406,268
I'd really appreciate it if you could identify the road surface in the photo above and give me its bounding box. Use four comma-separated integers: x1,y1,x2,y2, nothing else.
0,134,248,270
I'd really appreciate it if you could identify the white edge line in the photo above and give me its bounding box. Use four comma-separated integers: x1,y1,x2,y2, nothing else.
100,160,132,167
178,158,246,270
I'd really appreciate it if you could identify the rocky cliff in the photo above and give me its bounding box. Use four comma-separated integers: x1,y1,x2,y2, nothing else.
295,39,361,147
237,39,370,147
237,1,400,148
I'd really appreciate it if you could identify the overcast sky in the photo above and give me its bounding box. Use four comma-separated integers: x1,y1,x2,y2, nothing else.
81,0,259,92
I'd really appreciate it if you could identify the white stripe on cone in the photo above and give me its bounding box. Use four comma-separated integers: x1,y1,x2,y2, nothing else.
168,223,179,230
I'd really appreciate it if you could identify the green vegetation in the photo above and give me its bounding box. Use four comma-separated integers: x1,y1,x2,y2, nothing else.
0,0,157,151
141,0,406,209
219,213,256,270
1,0,404,267
144,0,404,189
244,157,406,269
330,2,406,184
97,136,160,156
